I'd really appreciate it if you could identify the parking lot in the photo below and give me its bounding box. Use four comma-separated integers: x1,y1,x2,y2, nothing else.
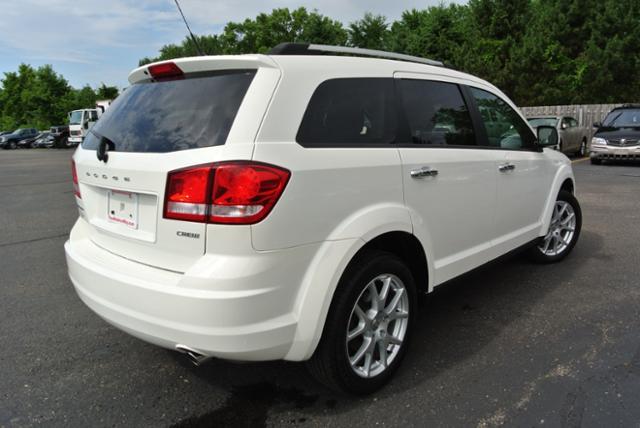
1,149,639,427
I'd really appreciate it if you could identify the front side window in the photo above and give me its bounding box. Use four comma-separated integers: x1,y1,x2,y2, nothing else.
470,87,535,149
296,78,396,146
398,79,475,146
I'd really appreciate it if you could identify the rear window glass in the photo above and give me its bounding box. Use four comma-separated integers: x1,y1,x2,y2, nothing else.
296,78,396,146
83,70,256,153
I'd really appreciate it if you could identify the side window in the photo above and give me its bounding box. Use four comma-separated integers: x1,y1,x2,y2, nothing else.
470,87,536,149
398,79,475,146
569,118,578,127
296,78,396,146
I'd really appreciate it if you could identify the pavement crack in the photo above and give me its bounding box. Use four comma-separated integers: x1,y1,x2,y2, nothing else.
0,233,68,248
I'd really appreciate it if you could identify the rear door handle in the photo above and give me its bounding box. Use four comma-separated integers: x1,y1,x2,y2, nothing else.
498,163,516,172
410,166,439,178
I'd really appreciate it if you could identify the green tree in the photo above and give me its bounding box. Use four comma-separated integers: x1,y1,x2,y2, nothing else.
96,83,119,100
387,5,470,66
348,13,389,50
0,64,75,130
140,7,347,65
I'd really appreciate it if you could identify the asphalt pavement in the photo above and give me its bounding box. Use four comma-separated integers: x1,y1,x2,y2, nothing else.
1,149,639,427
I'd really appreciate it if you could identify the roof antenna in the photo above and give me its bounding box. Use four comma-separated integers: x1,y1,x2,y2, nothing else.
173,0,205,56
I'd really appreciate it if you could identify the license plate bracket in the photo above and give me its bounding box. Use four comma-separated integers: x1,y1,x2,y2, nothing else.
107,190,139,229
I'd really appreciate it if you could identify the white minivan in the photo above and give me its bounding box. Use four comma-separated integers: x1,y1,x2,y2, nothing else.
65,43,581,394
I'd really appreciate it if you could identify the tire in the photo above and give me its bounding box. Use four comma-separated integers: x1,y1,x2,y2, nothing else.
590,157,602,165
576,139,587,157
307,250,416,395
528,190,581,263
8,141,17,150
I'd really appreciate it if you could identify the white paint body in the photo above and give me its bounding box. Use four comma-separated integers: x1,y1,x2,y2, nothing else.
65,54,575,361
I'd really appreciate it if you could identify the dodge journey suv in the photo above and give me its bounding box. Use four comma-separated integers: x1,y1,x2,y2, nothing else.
65,43,581,394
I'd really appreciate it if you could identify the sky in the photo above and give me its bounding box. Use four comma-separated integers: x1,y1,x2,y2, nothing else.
0,0,464,89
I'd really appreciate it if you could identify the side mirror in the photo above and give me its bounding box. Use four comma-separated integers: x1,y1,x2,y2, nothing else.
593,121,602,128
537,125,559,147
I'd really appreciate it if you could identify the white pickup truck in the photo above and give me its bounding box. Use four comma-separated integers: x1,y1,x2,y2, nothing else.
68,100,112,145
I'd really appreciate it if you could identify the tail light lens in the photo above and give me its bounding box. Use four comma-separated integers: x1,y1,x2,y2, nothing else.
71,159,81,198
164,162,290,225
148,62,183,80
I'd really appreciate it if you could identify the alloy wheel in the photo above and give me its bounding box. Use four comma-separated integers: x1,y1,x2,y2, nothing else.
538,200,576,256
346,274,409,378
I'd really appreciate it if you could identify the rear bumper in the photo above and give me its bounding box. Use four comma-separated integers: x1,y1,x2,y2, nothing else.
65,219,322,361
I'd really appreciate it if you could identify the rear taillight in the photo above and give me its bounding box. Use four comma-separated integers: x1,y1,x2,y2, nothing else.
164,162,290,225
148,62,183,80
71,159,81,198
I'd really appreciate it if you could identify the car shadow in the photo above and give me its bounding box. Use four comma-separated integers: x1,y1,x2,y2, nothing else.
170,230,604,427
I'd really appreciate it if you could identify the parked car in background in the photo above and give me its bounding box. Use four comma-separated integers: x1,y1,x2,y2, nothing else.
33,133,56,148
590,104,640,164
17,131,49,148
50,125,70,148
0,128,38,149
65,44,581,394
25,131,51,148
527,116,589,157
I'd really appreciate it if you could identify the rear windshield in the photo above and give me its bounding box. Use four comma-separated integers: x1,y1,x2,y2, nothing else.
83,70,256,153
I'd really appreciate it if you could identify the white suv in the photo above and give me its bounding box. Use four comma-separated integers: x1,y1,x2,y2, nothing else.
65,43,581,394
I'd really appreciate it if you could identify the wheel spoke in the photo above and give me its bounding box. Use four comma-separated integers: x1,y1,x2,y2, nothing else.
553,236,560,254
363,351,373,377
366,281,380,311
541,235,552,252
353,304,368,325
379,276,392,303
347,322,366,342
378,341,388,368
558,203,568,219
350,336,372,365
384,288,405,315
561,212,575,225
388,310,409,321
387,335,403,346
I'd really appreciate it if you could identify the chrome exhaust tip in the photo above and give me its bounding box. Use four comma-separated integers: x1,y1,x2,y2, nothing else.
175,344,211,366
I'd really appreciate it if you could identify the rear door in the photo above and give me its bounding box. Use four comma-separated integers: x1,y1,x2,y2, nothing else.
395,74,498,285
73,62,277,272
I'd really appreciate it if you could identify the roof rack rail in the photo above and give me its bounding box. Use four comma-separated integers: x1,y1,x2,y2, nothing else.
268,43,444,67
